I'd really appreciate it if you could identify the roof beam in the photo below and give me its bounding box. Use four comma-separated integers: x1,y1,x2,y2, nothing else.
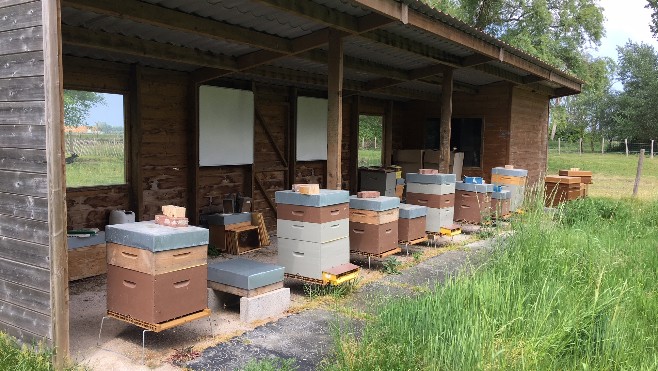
62,0,292,53
61,25,239,71
360,30,463,67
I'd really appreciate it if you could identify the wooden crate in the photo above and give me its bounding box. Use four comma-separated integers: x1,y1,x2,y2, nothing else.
226,225,260,255
69,243,107,281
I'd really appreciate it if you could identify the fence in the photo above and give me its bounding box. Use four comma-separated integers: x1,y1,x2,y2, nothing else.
549,138,656,157
65,132,124,158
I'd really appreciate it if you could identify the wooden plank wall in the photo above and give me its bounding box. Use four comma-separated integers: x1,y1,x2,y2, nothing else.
0,0,53,344
453,83,512,181
508,87,550,185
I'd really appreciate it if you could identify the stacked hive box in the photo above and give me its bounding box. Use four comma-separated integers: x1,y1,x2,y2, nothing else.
491,166,528,212
454,182,494,224
405,173,456,232
491,188,512,219
545,176,581,207
105,221,209,324
397,204,427,242
349,195,400,254
359,167,397,197
559,169,593,198
275,190,350,280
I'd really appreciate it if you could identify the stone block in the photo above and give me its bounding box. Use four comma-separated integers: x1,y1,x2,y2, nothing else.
240,288,291,323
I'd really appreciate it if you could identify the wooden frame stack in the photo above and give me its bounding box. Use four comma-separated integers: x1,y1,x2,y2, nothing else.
491,166,528,212
349,195,400,255
105,222,209,324
275,189,351,280
405,173,456,232
559,169,593,198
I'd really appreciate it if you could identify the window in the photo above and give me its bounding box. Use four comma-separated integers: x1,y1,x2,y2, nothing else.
450,118,483,167
358,115,383,167
64,90,126,187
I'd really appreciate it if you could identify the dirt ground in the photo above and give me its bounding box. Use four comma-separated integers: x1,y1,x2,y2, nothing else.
68,228,481,370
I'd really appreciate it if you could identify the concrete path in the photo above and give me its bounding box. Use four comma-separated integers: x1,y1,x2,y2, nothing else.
187,237,499,371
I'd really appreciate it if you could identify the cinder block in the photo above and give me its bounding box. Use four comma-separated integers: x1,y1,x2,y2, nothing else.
492,167,528,177
206,212,252,226
406,173,456,185
275,190,350,207
240,288,290,323
349,195,400,211
455,181,494,193
105,221,209,252
398,203,427,219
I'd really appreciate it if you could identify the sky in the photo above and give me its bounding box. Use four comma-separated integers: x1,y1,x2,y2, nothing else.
592,0,658,60
86,92,125,127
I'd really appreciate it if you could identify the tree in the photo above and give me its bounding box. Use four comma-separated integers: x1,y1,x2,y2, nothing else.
614,42,658,141
647,0,658,37
64,90,106,127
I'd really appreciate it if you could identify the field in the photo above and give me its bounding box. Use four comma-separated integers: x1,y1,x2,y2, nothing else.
357,149,382,167
548,152,658,200
65,133,125,188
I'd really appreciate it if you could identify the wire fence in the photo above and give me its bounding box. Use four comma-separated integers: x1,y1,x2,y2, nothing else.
549,139,656,157
65,132,124,158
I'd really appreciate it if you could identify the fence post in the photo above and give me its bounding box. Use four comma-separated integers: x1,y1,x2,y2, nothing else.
374,137,377,149
579,138,583,155
601,137,605,154
625,138,629,156
362,137,365,148
558,138,561,154
633,149,645,197
651,139,653,158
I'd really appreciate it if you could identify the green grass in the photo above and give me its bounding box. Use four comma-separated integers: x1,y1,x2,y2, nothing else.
548,152,658,200
0,332,83,371
324,195,658,370
358,149,382,167
65,155,125,188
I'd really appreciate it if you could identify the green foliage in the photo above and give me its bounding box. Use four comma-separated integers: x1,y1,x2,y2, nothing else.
240,357,298,371
324,196,658,370
304,279,361,300
0,332,83,371
382,256,402,274
63,90,105,127
412,251,422,263
647,0,658,37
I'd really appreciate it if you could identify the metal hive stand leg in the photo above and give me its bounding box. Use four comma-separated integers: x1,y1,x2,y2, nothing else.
142,329,151,364
97,316,109,346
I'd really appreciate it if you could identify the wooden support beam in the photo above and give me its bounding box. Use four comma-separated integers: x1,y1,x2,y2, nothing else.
129,64,143,220
288,87,298,188
42,0,69,364
383,101,393,166
187,75,199,224
63,0,292,53
255,107,288,168
349,95,359,194
326,31,344,190
61,25,239,71
439,68,453,173
361,30,462,67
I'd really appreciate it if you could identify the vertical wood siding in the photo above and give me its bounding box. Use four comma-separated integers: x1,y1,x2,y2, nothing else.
0,0,53,344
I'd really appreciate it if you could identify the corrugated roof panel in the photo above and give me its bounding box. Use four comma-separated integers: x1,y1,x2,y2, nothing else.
343,37,435,70
143,0,326,38
453,68,502,86
311,0,370,16
64,45,197,72
384,24,474,58
62,7,259,57
395,80,441,94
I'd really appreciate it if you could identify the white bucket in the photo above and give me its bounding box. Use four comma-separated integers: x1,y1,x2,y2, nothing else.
109,210,136,224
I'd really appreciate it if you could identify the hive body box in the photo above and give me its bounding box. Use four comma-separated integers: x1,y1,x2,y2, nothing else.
491,167,528,212
349,196,400,254
491,190,511,218
398,204,427,242
359,167,397,197
105,222,209,324
545,176,581,207
276,190,351,280
454,182,493,224
405,173,456,232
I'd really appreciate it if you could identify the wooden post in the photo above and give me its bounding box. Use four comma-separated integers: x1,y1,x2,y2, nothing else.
326,30,343,190
43,0,69,365
288,87,298,187
349,96,360,194
187,74,198,224
625,138,629,156
558,138,561,154
650,139,654,158
383,101,393,166
579,138,582,155
374,137,377,149
130,65,143,220
601,137,605,154
633,149,645,197
439,68,453,173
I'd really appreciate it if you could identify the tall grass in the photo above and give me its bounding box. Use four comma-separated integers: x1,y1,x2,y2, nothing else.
325,195,658,370
0,332,83,371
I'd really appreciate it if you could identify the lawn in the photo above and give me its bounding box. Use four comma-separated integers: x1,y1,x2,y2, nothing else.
325,196,658,370
547,152,658,200
358,149,382,167
65,155,125,188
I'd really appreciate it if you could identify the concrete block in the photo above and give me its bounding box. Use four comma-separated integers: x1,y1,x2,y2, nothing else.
206,212,252,226
406,173,456,185
492,167,528,177
240,288,290,323
398,203,427,219
455,181,494,193
349,195,400,211
275,190,350,207
208,259,284,290
105,221,209,252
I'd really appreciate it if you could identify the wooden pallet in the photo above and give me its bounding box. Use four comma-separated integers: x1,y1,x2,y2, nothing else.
106,309,211,333
350,247,401,259
251,212,271,247
398,236,429,246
